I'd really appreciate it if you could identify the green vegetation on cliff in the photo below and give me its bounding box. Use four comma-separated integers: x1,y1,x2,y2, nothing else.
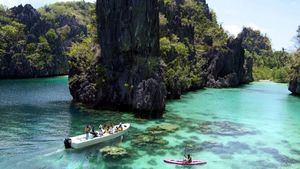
252,49,291,83
0,2,93,78
67,2,98,90
240,27,292,83
290,50,300,77
68,0,256,110
288,27,300,94
159,0,233,98
39,2,93,24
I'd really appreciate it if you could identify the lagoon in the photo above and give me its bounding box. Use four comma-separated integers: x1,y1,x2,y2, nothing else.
0,77,300,169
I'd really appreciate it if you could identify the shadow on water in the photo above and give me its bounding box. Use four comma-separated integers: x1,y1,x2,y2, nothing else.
289,92,300,96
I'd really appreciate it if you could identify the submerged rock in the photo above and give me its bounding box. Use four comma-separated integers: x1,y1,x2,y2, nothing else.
249,160,279,169
146,123,180,134
260,147,299,165
291,149,300,156
131,134,169,148
198,121,255,136
100,146,128,159
130,124,177,152
191,140,253,156
147,159,158,166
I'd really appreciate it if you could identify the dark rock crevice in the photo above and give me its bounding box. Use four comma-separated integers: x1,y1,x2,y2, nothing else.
205,33,253,88
289,66,300,95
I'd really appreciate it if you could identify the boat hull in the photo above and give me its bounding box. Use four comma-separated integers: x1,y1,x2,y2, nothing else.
68,123,130,149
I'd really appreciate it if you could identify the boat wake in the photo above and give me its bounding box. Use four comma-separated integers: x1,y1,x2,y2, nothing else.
42,148,65,157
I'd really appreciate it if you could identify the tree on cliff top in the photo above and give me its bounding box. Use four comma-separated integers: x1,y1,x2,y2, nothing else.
239,27,272,56
240,27,293,83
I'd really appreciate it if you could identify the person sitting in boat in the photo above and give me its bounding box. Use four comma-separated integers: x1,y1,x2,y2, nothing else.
184,154,192,163
108,126,114,134
98,124,104,136
90,126,98,138
117,123,123,131
109,123,114,130
84,125,91,140
105,126,110,134
98,128,104,137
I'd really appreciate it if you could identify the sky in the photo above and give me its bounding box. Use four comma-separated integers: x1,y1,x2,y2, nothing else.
207,0,300,51
0,0,299,51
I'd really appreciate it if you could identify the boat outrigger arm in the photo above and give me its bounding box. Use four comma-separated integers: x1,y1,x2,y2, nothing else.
64,123,130,149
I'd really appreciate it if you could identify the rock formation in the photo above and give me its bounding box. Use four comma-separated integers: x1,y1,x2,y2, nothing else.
238,27,272,55
100,146,128,159
289,61,300,95
70,0,166,117
0,4,88,78
96,0,166,117
289,79,300,95
205,36,253,87
69,0,254,116
159,0,253,90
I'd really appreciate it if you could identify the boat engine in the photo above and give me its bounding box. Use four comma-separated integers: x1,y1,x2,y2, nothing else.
64,138,72,149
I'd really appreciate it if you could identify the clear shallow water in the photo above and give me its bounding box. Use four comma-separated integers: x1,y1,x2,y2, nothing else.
1,77,300,169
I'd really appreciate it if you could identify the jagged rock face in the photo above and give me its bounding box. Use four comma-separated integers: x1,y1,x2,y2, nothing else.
0,4,87,78
55,15,87,49
11,5,87,48
11,4,52,43
94,0,166,117
159,0,194,44
159,0,212,99
289,66,300,95
133,78,166,116
243,57,254,83
159,0,212,45
205,36,253,87
165,75,182,99
205,46,240,87
239,27,272,55
288,80,300,95
11,4,42,31
69,0,254,116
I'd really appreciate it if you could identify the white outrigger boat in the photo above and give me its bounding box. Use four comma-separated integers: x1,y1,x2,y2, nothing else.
64,123,130,149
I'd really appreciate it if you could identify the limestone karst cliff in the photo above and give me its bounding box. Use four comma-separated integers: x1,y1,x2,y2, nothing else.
69,0,166,117
69,0,254,116
289,51,300,95
0,3,90,78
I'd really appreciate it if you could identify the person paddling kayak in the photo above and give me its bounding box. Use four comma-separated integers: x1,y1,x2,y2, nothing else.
184,154,192,163
164,149,206,166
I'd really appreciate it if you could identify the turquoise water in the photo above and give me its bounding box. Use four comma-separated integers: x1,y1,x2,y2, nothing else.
1,77,300,169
